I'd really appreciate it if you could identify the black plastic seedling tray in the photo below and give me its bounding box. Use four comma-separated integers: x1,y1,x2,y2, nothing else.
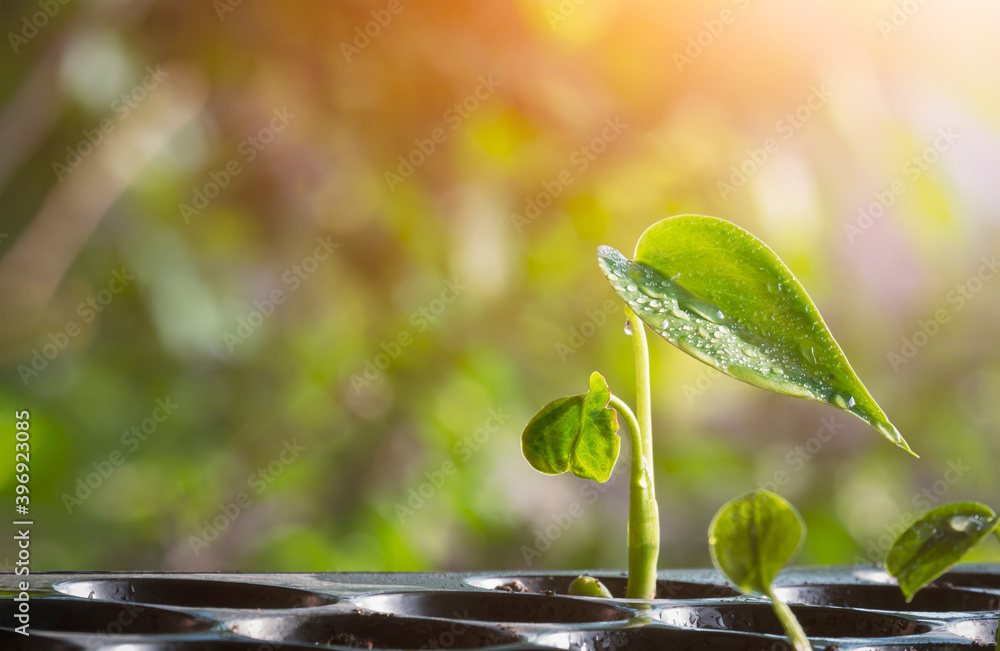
2,565,997,650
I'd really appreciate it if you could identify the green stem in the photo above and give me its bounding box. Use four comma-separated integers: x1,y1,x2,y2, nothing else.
765,586,812,651
988,510,1000,651
614,306,659,600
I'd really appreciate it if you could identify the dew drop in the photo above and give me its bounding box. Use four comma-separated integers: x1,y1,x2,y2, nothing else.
678,339,716,366
626,284,637,292
683,299,726,325
671,307,691,321
624,319,633,335
648,299,661,308
831,393,856,409
949,516,982,534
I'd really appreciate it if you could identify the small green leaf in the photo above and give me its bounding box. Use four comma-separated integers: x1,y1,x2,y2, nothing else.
885,501,999,601
521,371,621,482
568,575,614,598
708,490,805,595
597,214,914,455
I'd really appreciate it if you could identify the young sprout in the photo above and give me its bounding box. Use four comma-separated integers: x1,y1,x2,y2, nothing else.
522,215,912,600
568,575,614,599
709,490,811,651
521,371,657,599
886,500,1000,648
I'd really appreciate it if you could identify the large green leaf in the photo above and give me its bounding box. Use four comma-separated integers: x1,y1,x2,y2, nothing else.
597,214,913,455
885,501,1000,600
708,490,804,595
521,371,621,482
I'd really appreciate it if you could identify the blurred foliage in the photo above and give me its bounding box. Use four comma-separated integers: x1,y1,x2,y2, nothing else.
0,0,998,572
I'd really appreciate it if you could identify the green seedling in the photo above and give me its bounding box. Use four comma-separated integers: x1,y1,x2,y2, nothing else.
709,490,811,651
886,501,1000,649
567,575,614,599
521,214,913,600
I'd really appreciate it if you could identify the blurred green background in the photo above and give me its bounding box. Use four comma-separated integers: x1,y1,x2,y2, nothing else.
1,0,998,572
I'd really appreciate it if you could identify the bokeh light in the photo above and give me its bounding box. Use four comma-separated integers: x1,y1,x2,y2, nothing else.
1,0,998,572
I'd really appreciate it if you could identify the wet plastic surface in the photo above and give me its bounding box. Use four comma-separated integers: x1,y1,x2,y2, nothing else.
0,565,996,649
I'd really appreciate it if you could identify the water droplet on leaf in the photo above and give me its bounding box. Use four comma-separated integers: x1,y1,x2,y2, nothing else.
831,393,855,409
